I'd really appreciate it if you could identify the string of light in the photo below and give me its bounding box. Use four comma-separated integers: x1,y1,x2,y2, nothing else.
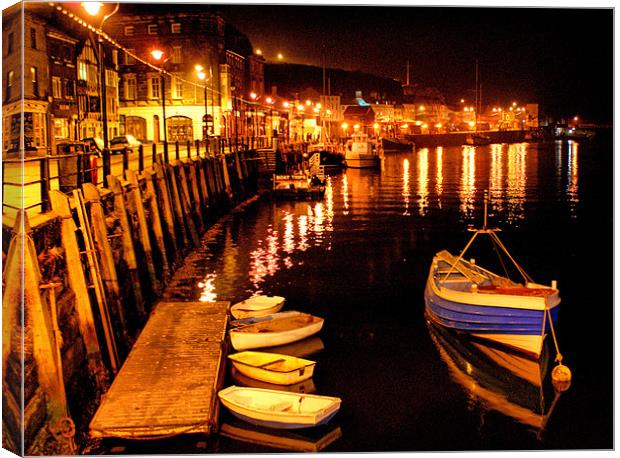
47,2,282,111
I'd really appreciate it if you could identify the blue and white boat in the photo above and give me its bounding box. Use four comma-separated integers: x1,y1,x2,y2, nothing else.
424,195,561,358
218,386,341,429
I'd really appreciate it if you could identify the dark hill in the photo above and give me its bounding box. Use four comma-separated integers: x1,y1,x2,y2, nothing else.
265,63,404,104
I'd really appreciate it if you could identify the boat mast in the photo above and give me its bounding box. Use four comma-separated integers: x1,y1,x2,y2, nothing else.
475,59,479,132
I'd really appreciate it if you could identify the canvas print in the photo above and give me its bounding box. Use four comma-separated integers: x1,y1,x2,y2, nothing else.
1,1,613,455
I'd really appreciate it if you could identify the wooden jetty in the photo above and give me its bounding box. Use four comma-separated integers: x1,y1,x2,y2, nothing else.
89,301,229,439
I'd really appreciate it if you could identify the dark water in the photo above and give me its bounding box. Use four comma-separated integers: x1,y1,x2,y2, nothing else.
111,137,613,453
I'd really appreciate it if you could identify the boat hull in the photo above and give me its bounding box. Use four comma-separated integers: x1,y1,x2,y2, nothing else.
218,386,341,430
344,154,381,169
231,296,285,320
228,351,316,385
424,255,560,357
230,314,324,351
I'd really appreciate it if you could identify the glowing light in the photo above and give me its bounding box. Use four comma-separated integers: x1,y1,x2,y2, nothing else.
265,96,273,104
460,99,465,103
468,121,476,127
82,2,103,16
341,122,348,130
277,53,284,60
150,49,164,61
353,124,360,130
250,92,257,100
282,101,289,108
573,116,579,121
256,49,262,55
435,123,442,128
402,158,410,216
316,103,322,109
197,71,206,81
464,107,469,112
194,64,204,72
198,273,217,302
417,148,429,216
297,104,304,112
418,105,425,111
422,123,428,129
512,102,517,106
373,123,380,130
305,99,312,106
401,124,409,129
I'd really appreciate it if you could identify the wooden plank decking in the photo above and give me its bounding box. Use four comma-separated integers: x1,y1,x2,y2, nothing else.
89,301,229,439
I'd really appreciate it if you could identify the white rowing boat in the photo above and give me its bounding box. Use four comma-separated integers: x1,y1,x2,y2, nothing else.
231,295,285,319
229,313,324,351
218,386,341,429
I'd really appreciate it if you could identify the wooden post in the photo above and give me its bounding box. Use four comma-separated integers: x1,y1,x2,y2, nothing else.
165,163,190,248
221,154,233,199
107,175,146,319
197,158,210,211
142,169,171,278
186,160,204,227
48,191,108,386
205,158,217,201
177,163,201,245
153,162,178,255
81,184,129,345
125,169,161,294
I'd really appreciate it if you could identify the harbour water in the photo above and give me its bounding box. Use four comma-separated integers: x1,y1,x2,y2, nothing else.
109,136,613,453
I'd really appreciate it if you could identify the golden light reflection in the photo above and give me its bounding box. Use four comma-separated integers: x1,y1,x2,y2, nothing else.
297,215,309,251
283,212,295,253
435,147,443,203
489,143,504,212
198,272,217,302
341,174,350,215
417,148,429,216
402,158,411,216
567,140,579,218
459,146,476,217
506,143,527,223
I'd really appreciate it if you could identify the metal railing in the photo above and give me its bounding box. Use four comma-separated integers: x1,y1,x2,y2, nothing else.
2,136,276,215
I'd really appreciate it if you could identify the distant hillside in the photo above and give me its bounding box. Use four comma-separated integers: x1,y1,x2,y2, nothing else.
265,63,404,104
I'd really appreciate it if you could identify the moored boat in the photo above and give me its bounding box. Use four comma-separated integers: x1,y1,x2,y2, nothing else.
463,133,492,146
228,351,316,385
229,313,324,351
380,136,414,153
231,366,317,394
424,193,561,358
231,295,286,320
344,133,382,168
218,386,341,429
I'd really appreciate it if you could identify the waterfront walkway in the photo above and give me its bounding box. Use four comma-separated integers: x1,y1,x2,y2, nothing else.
89,301,229,439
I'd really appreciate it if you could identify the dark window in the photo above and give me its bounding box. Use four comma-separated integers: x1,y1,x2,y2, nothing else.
7,32,13,54
65,80,75,98
30,28,36,49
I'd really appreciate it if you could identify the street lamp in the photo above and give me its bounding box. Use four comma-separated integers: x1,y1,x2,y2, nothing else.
196,65,209,141
83,1,119,149
151,49,170,143
265,96,275,138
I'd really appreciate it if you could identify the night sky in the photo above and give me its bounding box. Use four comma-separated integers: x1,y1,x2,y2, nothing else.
214,4,613,122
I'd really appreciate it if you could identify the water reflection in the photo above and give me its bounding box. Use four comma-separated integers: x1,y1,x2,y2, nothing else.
506,143,527,223
341,174,350,215
459,146,476,217
402,158,411,216
198,272,217,302
417,148,429,216
427,321,564,438
435,147,443,202
489,144,504,212
567,140,579,218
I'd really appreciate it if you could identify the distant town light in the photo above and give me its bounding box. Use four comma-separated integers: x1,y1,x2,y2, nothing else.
197,71,206,81
373,123,380,130
353,124,360,130
326,109,332,115
256,49,262,55
82,2,104,16
195,64,204,72
297,104,305,111
419,105,425,112
468,121,475,127
277,53,284,60
574,116,579,121
313,108,319,113
250,92,257,100
492,108,497,112
341,122,349,130
435,123,442,128
401,124,409,129
316,103,322,109
422,123,428,129
464,107,469,112
512,102,517,106
305,100,312,106
283,101,289,108
265,96,273,104
460,99,465,103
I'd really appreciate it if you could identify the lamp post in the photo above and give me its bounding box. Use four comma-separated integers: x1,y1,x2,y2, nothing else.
265,96,275,138
150,49,169,143
196,65,208,141
83,2,119,149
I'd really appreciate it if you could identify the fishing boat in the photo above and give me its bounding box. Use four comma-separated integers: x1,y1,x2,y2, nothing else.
344,133,382,168
427,321,565,436
424,193,561,358
231,295,286,320
218,386,341,429
220,420,342,452
231,366,317,394
229,313,324,351
228,351,316,386
380,136,414,153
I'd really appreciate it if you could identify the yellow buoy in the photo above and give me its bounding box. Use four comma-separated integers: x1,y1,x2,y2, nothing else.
552,363,572,392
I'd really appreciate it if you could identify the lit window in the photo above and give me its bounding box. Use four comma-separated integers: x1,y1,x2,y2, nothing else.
172,76,183,99
6,70,14,99
124,25,134,36
125,75,136,100
30,67,38,97
78,61,87,80
149,76,160,99
171,22,181,33
147,24,158,35
52,77,62,98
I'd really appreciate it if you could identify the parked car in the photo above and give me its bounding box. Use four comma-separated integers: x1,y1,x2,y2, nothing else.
81,137,104,155
109,135,141,154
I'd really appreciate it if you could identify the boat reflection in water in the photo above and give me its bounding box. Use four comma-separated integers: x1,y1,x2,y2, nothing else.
220,419,342,452
427,320,565,438
258,335,325,359
230,366,317,394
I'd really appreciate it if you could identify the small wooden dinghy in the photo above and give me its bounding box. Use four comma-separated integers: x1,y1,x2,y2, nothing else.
228,351,316,385
229,313,324,351
230,311,301,328
218,386,341,429
231,295,285,319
